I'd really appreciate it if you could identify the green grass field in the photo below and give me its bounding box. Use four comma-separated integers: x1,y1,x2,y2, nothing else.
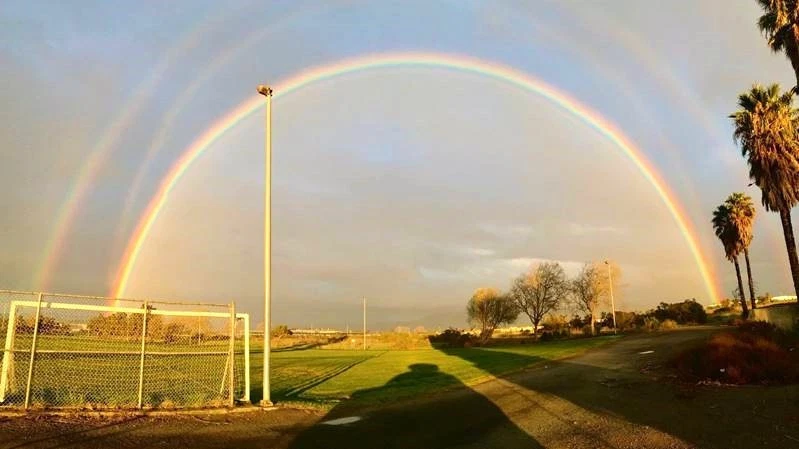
2,335,238,408
0,334,618,409
263,336,619,407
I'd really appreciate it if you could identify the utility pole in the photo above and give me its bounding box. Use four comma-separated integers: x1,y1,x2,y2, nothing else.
605,260,617,334
257,84,273,406
363,297,367,350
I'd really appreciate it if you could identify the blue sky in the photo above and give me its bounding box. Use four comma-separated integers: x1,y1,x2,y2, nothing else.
1,1,796,328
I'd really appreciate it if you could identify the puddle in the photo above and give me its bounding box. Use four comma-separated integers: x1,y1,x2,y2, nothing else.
638,350,654,355
321,416,362,426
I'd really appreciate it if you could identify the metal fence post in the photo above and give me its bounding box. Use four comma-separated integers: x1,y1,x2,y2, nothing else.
23,293,43,409
243,313,250,403
0,302,18,402
228,302,235,407
137,301,149,409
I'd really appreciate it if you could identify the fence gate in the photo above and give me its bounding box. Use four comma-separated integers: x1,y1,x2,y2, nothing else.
0,291,250,410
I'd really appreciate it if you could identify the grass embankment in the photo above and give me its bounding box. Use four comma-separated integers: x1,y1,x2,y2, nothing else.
264,336,619,408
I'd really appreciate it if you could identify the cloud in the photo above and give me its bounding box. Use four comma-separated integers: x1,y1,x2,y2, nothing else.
567,223,624,237
477,223,537,239
462,247,496,257
4,0,791,328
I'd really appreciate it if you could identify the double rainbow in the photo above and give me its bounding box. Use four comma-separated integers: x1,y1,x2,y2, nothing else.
110,51,721,302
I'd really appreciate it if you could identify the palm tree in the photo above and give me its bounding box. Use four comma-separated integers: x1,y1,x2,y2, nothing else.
713,204,750,318
757,1,799,90
730,84,799,304
725,192,757,311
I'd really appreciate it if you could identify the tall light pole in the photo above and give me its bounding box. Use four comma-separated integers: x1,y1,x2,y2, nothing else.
604,260,617,334
362,297,367,350
257,84,273,406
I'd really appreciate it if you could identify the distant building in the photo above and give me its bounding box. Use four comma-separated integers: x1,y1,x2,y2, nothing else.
290,328,342,335
69,323,87,333
771,296,797,302
494,325,536,334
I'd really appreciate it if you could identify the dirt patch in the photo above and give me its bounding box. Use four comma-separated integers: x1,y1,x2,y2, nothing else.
0,408,321,449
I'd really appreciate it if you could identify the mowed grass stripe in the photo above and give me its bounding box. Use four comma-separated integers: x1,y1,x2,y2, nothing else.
262,336,619,406
0,336,616,408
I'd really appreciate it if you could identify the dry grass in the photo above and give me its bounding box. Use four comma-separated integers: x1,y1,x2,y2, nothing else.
672,321,799,385
322,332,432,350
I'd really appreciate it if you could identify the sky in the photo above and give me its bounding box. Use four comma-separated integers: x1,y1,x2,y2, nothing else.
1,0,797,329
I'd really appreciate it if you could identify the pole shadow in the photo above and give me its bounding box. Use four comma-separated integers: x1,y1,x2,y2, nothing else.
439,334,799,449
287,363,543,449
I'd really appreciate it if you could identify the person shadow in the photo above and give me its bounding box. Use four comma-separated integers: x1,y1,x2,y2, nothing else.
288,363,543,449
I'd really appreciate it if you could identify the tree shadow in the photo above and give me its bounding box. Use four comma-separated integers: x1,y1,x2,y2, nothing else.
288,363,544,449
440,334,799,449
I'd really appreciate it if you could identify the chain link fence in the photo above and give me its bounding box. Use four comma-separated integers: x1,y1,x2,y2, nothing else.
0,290,250,410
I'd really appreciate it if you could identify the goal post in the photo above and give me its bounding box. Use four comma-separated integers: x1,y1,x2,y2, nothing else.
0,298,250,407
0,302,18,402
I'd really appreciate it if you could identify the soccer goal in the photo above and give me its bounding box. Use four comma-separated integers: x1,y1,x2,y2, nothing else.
0,291,250,409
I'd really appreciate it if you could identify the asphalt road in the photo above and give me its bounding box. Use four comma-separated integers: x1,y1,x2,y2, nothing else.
2,328,798,449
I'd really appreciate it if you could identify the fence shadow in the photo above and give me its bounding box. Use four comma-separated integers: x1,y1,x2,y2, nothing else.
287,363,543,449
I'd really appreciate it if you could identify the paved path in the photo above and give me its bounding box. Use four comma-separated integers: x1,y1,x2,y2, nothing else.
2,329,798,449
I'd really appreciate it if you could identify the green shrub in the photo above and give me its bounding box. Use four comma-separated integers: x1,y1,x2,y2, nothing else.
653,299,707,324
614,311,638,332
272,324,293,338
428,328,476,348
643,317,660,331
661,319,678,330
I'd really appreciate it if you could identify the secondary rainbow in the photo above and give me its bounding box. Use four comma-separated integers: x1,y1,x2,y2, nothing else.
111,51,722,302
33,17,223,291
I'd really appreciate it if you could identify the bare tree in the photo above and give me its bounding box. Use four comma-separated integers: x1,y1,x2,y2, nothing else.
467,287,518,343
509,262,567,334
569,263,607,335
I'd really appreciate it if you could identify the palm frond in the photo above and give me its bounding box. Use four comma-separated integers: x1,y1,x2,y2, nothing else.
730,84,799,212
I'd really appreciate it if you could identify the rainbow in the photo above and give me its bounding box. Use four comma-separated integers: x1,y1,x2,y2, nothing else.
111,51,722,302
112,3,331,255
32,16,221,291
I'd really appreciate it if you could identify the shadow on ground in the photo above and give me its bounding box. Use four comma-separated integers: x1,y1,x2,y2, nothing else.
287,363,544,449
439,333,799,449
3,331,797,449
